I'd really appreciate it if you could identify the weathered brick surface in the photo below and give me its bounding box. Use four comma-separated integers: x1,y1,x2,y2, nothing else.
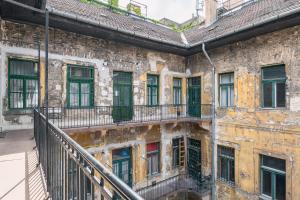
187,25,300,199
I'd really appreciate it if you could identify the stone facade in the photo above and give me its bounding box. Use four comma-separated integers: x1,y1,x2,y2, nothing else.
1,17,300,199
187,25,300,199
0,20,186,129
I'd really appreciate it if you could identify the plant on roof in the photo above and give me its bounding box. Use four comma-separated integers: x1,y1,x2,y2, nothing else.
127,3,142,16
108,0,119,8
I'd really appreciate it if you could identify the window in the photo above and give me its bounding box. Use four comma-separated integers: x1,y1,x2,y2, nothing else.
147,142,160,176
262,65,286,108
147,74,159,106
219,73,234,107
8,59,38,109
67,65,94,107
172,137,184,168
218,146,235,184
173,78,182,105
260,155,286,200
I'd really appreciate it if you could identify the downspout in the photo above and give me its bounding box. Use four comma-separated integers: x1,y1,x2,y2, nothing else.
202,43,216,200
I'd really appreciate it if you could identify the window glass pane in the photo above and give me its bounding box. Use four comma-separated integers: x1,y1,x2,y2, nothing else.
173,78,181,87
229,159,235,182
263,82,273,107
276,174,286,200
220,73,233,84
10,60,37,76
70,66,92,79
229,85,234,106
152,153,159,174
262,155,285,171
147,75,158,85
262,170,272,197
10,79,23,108
220,157,227,180
81,83,90,107
26,80,38,108
262,66,285,80
70,83,79,107
220,86,227,107
276,82,286,107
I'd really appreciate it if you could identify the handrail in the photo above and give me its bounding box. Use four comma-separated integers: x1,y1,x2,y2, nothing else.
40,104,212,129
136,173,211,200
34,109,143,200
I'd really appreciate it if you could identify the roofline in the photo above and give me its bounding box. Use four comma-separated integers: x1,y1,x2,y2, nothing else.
1,0,300,56
189,5,300,48
47,6,188,48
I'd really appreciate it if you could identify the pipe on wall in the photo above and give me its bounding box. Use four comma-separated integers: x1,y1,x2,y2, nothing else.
202,42,216,200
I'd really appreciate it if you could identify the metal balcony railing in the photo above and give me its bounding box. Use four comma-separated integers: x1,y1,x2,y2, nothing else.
136,174,211,200
34,109,143,200
40,104,212,129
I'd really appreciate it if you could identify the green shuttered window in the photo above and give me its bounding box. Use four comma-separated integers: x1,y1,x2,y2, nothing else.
67,65,94,108
260,155,286,200
173,78,182,105
219,73,234,107
262,65,286,108
8,59,38,109
218,145,235,185
147,74,159,106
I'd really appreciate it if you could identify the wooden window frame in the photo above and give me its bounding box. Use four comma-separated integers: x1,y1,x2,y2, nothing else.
173,78,182,105
147,74,159,106
261,65,286,108
219,72,234,107
260,155,286,200
8,58,38,109
146,142,160,176
217,145,235,185
67,65,94,108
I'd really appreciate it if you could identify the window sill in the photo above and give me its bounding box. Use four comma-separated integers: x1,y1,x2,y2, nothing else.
218,106,236,109
259,194,272,200
147,172,161,179
258,107,287,111
4,109,34,115
217,178,235,188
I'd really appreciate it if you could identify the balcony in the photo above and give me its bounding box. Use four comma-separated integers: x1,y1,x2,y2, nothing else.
41,104,212,130
136,174,211,200
34,109,143,200
32,109,212,200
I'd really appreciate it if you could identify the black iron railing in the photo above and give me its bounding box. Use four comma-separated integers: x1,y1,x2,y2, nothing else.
40,104,212,129
136,174,211,200
34,109,143,200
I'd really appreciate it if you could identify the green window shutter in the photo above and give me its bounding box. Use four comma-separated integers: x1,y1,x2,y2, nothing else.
147,74,159,106
261,65,286,108
67,65,94,108
8,58,38,109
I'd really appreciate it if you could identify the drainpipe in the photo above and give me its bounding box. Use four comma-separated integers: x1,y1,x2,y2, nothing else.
202,43,216,200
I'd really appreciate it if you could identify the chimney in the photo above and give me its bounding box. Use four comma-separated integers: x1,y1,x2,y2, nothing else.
204,0,218,26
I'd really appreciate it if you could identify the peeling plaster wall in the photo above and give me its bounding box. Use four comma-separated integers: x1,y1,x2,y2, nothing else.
187,25,300,200
0,20,187,129
67,123,210,190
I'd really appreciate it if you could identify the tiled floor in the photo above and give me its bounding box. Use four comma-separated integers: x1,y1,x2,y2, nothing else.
0,129,47,200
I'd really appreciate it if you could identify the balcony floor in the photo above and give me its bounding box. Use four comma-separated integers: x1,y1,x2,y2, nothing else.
0,130,47,200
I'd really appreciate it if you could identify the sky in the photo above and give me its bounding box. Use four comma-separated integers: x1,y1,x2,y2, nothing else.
118,0,197,23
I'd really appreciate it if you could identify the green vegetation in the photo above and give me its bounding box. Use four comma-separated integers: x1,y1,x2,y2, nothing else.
127,3,142,16
108,0,119,8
